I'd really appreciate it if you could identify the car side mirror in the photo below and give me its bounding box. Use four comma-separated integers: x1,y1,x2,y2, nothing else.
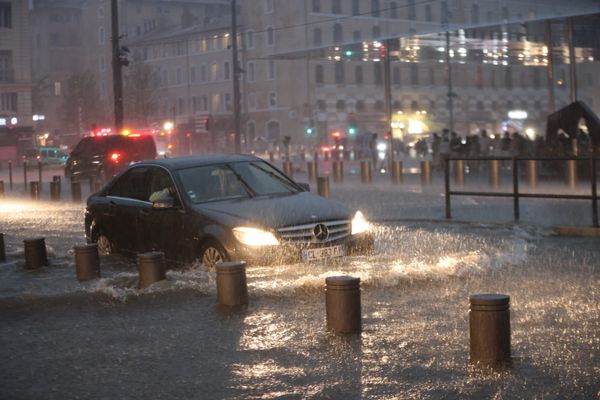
297,182,310,192
152,198,174,209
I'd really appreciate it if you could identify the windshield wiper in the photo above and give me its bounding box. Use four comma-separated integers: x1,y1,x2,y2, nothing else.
248,163,297,192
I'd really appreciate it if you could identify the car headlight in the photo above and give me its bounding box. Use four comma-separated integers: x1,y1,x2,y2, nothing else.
233,227,280,246
351,211,370,235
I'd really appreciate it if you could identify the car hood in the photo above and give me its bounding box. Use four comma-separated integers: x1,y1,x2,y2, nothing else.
194,192,352,228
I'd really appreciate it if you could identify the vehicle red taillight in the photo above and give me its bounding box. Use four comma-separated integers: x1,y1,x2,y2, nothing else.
110,152,121,162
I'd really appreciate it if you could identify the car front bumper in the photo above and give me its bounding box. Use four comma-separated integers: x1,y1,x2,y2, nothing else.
226,233,374,265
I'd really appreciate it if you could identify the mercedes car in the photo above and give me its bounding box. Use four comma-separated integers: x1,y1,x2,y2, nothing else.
84,154,374,268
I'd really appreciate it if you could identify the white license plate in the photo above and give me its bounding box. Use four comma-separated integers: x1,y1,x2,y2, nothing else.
302,245,346,262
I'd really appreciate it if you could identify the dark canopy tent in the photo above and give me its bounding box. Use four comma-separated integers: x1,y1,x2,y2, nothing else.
546,101,600,153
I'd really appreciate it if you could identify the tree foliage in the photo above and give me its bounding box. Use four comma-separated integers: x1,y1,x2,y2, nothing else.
60,70,107,132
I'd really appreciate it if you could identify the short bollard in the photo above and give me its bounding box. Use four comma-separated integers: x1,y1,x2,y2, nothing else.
23,161,28,188
454,159,465,186
420,160,432,185
325,276,361,334
526,160,537,189
317,176,330,198
469,294,511,366
307,161,318,182
566,160,577,189
0,180,4,197
137,251,166,289
333,160,344,183
391,160,403,184
23,237,48,269
489,160,501,188
268,151,274,162
29,181,40,200
8,160,13,190
71,181,82,202
0,233,6,262
50,181,61,201
89,175,97,193
360,160,372,184
73,244,101,281
38,161,43,191
216,262,248,307
283,161,293,178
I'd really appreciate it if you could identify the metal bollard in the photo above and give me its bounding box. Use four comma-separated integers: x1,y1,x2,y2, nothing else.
566,160,577,189
489,160,501,189
29,181,40,200
23,160,28,188
8,160,13,190
50,181,61,201
391,160,403,184
89,175,97,193
325,276,361,334
0,180,4,197
137,251,166,289
332,160,344,183
73,244,101,281
469,294,511,366
23,237,48,269
360,160,372,184
454,160,465,186
317,176,330,198
38,161,43,191
0,233,5,262
71,181,82,202
282,161,293,178
526,160,537,189
216,261,248,306
307,161,318,182
420,160,432,185
268,151,274,162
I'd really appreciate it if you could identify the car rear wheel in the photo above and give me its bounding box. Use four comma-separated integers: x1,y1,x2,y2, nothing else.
199,241,228,270
96,233,113,255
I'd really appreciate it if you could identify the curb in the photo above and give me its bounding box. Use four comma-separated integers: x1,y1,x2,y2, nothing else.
554,226,600,237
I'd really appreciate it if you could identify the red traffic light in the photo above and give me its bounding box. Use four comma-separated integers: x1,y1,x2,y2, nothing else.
332,131,341,138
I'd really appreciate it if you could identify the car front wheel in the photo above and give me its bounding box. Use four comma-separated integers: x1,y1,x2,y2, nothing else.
199,241,228,270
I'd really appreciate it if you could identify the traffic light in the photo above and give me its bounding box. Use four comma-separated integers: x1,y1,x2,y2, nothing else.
331,131,341,138
348,126,357,135
306,127,313,135
203,117,210,131
118,46,130,67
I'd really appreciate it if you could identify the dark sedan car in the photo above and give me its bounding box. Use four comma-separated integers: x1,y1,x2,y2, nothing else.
84,154,373,268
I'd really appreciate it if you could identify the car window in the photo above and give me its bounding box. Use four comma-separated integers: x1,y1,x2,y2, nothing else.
178,164,250,203
147,167,179,205
106,167,150,201
230,161,298,195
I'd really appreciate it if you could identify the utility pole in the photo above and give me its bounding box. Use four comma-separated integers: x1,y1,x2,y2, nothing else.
566,17,578,103
111,0,124,133
231,0,242,153
445,31,454,134
544,20,555,114
383,39,394,169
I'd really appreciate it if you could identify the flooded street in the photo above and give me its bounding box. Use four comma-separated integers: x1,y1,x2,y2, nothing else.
1,199,598,399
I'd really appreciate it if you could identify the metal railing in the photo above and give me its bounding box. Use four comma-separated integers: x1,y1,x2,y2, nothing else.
444,156,599,227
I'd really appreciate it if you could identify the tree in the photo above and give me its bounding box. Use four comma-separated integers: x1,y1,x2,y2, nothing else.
60,70,107,132
123,52,160,127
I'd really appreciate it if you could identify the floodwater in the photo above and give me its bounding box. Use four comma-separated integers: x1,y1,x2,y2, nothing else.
0,198,598,399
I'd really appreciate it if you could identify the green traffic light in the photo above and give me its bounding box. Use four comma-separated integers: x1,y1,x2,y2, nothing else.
345,50,353,56
348,127,356,135
306,127,313,135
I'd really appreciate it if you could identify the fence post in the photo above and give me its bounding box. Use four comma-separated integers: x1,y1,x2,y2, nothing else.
445,157,451,219
489,159,500,189
526,160,537,189
591,157,598,228
454,159,465,186
513,157,519,223
566,159,577,189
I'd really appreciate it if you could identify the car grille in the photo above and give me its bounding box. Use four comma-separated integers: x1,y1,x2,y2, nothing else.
277,219,351,245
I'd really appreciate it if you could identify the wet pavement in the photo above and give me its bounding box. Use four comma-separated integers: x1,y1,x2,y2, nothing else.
0,167,599,399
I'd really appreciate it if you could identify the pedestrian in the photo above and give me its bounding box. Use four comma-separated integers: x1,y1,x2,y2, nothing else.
440,130,450,172
431,132,441,170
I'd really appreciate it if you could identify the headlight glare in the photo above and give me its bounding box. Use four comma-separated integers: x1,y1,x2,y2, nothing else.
351,211,369,235
233,227,280,246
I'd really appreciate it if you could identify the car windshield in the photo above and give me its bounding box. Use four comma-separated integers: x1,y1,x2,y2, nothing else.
178,161,299,203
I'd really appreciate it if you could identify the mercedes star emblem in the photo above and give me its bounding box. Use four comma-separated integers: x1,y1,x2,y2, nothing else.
313,223,329,241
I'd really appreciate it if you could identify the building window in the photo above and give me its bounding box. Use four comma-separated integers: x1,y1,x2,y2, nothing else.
246,30,254,49
335,62,345,84
371,0,380,17
201,95,208,111
266,27,274,46
355,66,363,84
393,67,400,85
267,60,276,80
190,66,196,83
333,24,343,44
0,2,12,28
99,55,106,72
268,92,277,108
356,100,365,112
502,7,509,20
0,92,16,112
505,67,513,89
471,4,479,24
247,121,256,142
408,0,416,20
375,100,384,111
200,64,207,82
98,26,105,45
267,121,280,141
225,93,232,111
0,50,13,82
390,2,398,19
372,26,381,39
176,68,183,84
315,65,324,84
264,0,273,14
224,61,230,80
332,0,341,14
247,94,256,110
374,64,383,85
336,100,346,111
411,100,419,111
98,6,104,18
312,0,320,13
425,4,432,22
352,0,360,15
211,63,219,81
313,28,322,46
477,101,484,111
393,100,401,111
247,62,255,82
177,98,186,114
317,100,326,112
410,64,419,85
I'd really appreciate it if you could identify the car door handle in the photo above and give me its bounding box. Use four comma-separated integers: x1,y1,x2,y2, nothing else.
139,209,150,216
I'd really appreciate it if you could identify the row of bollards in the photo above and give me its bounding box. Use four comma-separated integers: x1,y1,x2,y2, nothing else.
24,179,83,202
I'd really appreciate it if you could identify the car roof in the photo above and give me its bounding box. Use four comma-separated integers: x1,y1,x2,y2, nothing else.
136,154,263,170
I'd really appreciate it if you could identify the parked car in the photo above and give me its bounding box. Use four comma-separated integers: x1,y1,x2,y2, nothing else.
84,154,374,268
23,147,69,165
65,134,156,180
